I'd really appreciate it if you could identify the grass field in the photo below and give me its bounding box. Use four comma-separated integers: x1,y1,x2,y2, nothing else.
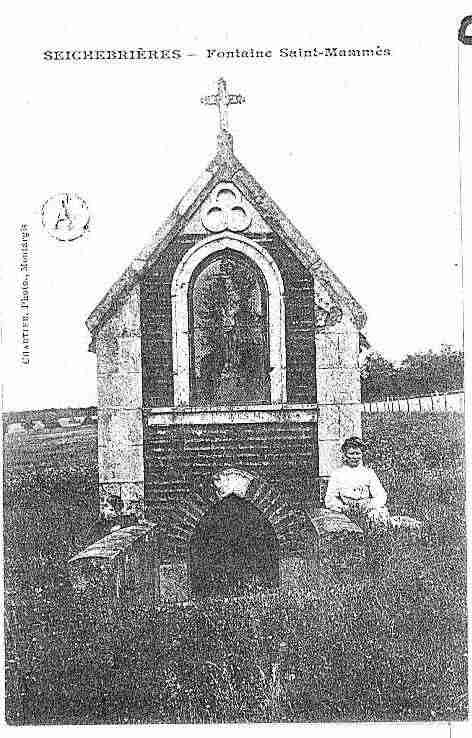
3,412,468,724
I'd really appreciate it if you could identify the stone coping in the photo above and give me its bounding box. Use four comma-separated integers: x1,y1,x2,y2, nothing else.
69,523,158,565
306,508,364,536
147,403,318,427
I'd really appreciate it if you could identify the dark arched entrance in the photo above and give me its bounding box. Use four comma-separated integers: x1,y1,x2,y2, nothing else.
189,495,279,598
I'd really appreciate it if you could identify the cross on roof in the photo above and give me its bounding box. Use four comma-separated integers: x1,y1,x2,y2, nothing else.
201,78,246,133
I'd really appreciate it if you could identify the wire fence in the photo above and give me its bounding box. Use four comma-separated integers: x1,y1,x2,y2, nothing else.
362,391,464,414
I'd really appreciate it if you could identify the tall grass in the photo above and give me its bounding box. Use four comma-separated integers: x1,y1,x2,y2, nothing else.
3,413,467,723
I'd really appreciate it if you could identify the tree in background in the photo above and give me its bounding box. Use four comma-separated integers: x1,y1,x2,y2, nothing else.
361,344,464,401
361,351,398,401
397,345,464,397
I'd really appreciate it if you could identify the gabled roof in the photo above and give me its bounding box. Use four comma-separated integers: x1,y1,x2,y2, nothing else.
86,131,366,338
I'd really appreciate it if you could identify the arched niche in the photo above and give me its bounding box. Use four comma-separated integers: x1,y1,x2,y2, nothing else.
189,249,270,406
171,233,287,407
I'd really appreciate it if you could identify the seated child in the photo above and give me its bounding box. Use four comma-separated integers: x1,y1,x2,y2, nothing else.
325,436,390,527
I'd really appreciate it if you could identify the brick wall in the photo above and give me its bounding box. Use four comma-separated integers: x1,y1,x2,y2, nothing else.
143,420,318,514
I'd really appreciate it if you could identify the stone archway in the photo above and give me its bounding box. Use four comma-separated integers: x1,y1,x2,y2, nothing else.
189,494,279,598
157,468,316,603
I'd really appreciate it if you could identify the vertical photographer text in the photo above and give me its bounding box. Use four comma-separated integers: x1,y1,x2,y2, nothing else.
19,224,31,365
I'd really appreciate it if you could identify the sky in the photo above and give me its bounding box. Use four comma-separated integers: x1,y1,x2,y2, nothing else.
2,1,469,411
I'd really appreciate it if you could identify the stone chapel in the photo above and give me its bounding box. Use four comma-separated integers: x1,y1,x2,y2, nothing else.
70,79,368,604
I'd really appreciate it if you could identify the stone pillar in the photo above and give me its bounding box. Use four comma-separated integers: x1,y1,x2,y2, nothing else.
315,315,362,484
95,285,144,521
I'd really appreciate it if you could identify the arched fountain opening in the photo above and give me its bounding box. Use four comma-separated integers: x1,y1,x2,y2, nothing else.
189,494,279,598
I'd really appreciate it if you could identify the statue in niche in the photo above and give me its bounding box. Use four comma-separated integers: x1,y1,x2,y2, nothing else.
192,254,270,406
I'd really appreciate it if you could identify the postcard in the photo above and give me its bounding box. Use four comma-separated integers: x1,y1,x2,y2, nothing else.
2,3,470,735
